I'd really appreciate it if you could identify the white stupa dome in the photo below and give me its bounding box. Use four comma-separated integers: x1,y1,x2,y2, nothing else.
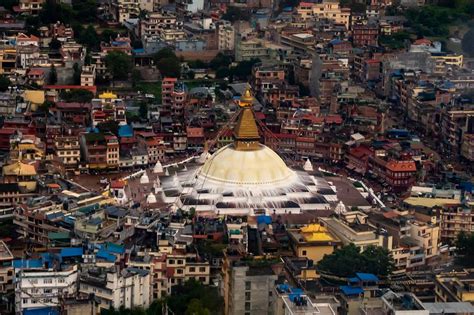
198,144,298,187
153,161,163,173
140,172,150,184
146,192,157,204
303,159,313,172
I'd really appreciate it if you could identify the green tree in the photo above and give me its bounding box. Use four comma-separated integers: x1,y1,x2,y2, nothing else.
185,299,210,315
78,25,100,51
209,53,232,70
49,64,58,85
462,28,474,57
38,100,54,113
167,279,224,315
97,120,120,136
139,102,148,119
157,57,181,78
0,75,11,92
49,38,62,50
455,231,474,267
73,63,81,85
72,0,97,22
132,69,142,87
222,6,250,22
100,29,118,43
318,244,394,277
60,89,94,103
105,51,133,81
153,47,176,61
230,58,260,80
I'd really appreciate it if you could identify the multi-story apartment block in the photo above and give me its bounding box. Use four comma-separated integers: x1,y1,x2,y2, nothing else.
439,204,474,242
461,133,474,161
14,263,78,314
17,0,45,15
140,12,180,41
54,136,81,170
80,133,120,170
79,266,151,312
222,253,278,315
91,92,127,127
352,24,379,47
0,241,14,303
217,22,235,52
80,65,96,87
296,0,351,29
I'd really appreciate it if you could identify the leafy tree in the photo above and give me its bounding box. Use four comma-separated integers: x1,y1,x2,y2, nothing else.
157,57,181,78
60,89,94,103
318,244,394,277
49,38,62,50
455,231,474,267
39,0,74,25
379,31,411,50
73,63,81,85
132,69,142,87
185,299,210,315
97,120,120,136
230,58,260,80
49,64,58,85
72,0,97,22
38,100,54,113
105,51,133,81
0,75,11,92
2,0,19,10
462,28,474,57
209,53,232,71
188,59,208,69
139,102,148,119
100,29,118,43
153,47,176,62
222,7,250,22
167,279,224,315
78,25,100,51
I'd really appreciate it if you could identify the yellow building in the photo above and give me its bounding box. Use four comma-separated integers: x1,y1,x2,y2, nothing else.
288,223,341,263
23,90,45,112
431,53,463,68
435,271,474,303
2,161,37,192
297,1,351,29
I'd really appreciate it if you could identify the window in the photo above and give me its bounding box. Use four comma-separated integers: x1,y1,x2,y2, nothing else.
23,299,28,304
189,267,195,272
245,281,251,290
177,269,183,274
245,302,251,311
199,267,206,272
302,250,307,256
245,292,251,300
169,259,175,264
199,277,206,282
43,278,52,284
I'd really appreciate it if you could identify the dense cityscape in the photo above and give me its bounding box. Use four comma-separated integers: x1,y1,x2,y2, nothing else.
0,0,474,314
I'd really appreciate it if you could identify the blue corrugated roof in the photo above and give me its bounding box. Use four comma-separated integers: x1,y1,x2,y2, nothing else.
60,247,83,257
356,273,379,282
106,242,125,254
96,249,117,262
23,307,59,315
257,215,272,224
340,285,364,296
348,277,359,283
13,259,43,269
118,125,133,138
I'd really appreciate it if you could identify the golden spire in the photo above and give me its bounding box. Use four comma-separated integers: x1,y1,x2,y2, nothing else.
234,88,260,151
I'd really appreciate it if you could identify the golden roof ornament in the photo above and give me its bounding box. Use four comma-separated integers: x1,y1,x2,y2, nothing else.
239,88,254,107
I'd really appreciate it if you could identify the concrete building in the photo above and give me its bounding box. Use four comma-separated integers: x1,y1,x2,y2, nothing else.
288,224,341,264
0,241,14,309
218,22,235,52
320,211,393,251
79,266,151,312
296,1,351,29
80,65,95,87
222,257,278,315
14,263,78,314
274,284,336,315
54,136,81,170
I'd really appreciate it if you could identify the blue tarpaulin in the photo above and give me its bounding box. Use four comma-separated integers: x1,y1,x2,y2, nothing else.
257,215,272,225
23,307,59,315
356,273,380,282
340,285,364,296
13,259,42,269
60,247,83,257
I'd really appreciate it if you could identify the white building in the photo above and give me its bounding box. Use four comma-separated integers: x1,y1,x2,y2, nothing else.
14,263,78,314
79,266,151,312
